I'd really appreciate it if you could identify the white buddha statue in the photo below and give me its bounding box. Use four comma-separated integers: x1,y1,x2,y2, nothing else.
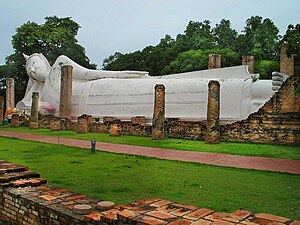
17,53,281,123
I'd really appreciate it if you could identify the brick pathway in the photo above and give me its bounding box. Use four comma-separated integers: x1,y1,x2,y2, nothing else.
0,130,300,174
1,160,299,225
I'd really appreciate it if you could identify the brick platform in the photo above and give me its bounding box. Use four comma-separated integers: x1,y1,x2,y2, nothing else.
0,160,299,225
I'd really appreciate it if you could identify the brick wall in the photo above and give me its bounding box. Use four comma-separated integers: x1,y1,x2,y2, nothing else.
221,75,300,145
1,160,299,225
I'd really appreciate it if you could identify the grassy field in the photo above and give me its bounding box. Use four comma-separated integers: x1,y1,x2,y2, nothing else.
1,126,300,160
0,136,299,220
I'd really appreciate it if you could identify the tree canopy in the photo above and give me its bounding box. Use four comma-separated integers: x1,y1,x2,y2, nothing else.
103,16,285,78
1,16,95,103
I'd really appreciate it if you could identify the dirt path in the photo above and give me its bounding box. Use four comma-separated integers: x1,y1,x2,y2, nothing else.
0,130,299,174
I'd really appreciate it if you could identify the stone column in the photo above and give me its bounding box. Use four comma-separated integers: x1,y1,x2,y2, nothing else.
242,56,254,74
50,117,61,131
208,54,221,69
0,96,4,125
152,84,165,140
30,92,39,129
11,114,20,127
5,78,15,114
109,123,122,136
59,65,73,119
280,46,294,76
205,81,220,144
77,114,88,133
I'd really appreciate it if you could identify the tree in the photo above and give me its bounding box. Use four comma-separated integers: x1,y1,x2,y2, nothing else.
236,16,279,60
162,49,240,74
281,23,300,93
213,19,238,50
1,16,95,103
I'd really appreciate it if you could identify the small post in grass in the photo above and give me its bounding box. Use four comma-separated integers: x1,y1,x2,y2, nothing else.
91,138,96,154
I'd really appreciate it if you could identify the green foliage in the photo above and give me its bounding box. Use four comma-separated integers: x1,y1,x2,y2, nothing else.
236,16,279,60
162,49,240,74
213,19,238,50
255,60,280,79
0,136,299,220
103,16,280,75
281,24,300,94
1,16,95,103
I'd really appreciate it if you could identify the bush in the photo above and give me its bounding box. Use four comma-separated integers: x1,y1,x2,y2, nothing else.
255,60,279,79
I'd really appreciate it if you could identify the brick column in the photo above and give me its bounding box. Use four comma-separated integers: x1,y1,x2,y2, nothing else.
208,54,221,69
242,56,254,74
50,117,61,131
30,92,39,129
77,114,88,134
11,114,20,127
59,65,73,119
0,96,4,125
280,46,294,76
205,81,220,144
109,123,122,136
5,78,15,114
152,84,165,140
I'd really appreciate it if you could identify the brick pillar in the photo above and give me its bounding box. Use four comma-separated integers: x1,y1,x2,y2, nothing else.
152,84,165,140
5,78,15,115
59,65,73,119
30,92,39,129
205,81,220,144
208,54,221,69
50,117,61,131
77,114,88,133
242,56,254,74
0,96,4,125
11,114,20,127
280,46,294,76
109,123,122,136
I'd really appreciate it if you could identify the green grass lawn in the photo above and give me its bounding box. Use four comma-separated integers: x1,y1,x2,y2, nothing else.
0,136,299,220
1,126,300,160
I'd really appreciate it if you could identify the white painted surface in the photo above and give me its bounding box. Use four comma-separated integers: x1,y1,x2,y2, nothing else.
17,53,275,123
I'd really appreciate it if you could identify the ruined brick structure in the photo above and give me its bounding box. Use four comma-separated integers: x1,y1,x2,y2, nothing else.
205,81,221,144
280,46,294,76
0,96,4,125
152,84,166,140
208,54,221,69
59,65,73,120
77,114,88,134
221,75,300,144
242,56,254,74
0,160,299,225
5,78,14,114
109,122,122,136
11,114,20,127
30,92,39,129
50,117,61,131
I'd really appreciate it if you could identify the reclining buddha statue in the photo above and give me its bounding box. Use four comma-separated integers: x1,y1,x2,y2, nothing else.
16,53,285,123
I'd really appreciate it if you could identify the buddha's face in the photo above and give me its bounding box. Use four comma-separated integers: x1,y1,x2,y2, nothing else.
24,53,51,82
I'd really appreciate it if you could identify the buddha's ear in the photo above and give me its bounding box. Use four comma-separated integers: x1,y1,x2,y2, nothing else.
23,53,29,61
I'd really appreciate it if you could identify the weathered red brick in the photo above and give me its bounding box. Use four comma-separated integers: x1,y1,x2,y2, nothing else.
100,208,119,223
205,212,229,221
135,198,161,205
254,213,290,223
168,219,193,225
190,219,212,225
249,217,285,225
66,194,87,201
84,212,102,221
150,200,172,208
146,210,177,221
230,209,252,220
184,208,215,220
290,221,300,225
210,220,234,225
38,195,57,201
117,209,140,222
133,215,166,225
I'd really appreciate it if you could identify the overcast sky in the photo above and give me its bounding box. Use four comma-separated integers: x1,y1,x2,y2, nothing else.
0,0,299,67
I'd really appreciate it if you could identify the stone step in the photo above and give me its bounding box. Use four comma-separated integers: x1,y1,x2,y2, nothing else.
0,170,40,183
0,161,28,174
0,177,47,188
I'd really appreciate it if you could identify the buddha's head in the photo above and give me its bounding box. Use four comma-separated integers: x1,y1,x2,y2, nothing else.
23,53,51,82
